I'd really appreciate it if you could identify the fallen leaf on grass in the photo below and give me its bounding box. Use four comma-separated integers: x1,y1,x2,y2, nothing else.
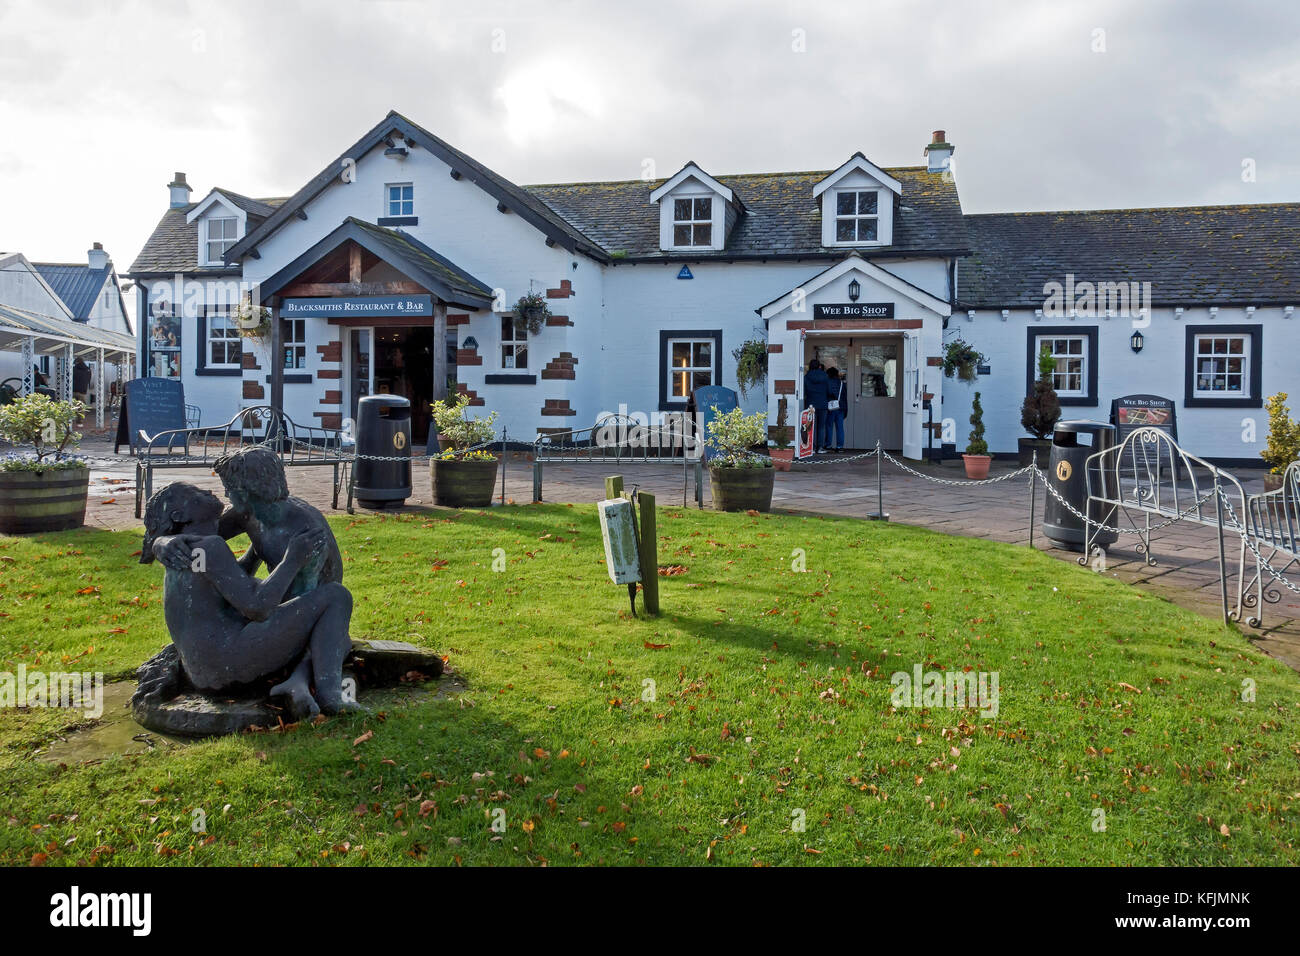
643,641,670,650
352,730,374,747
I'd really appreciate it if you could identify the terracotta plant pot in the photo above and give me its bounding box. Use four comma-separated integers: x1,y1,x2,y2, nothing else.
709,464,775,512
770,448,794,472
430,457,499,508
962,454,992,480
0,466,89,533
1017,437,1052,468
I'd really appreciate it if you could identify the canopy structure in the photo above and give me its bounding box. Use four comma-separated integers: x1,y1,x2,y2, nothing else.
0,303,136,428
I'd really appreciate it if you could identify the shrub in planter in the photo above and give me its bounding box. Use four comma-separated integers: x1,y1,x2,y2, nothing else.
0,392,89,533
732,337,768,398
511,291,551,335
942,338,988,383
962,391,992,480
1019,345,1061,466
428,394,499,507
706,405,774,512
769,397,794,472
1261,392,1300,491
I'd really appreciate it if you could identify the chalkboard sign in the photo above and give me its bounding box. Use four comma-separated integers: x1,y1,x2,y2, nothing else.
115,378,188,454
692,385,739,462
1111,394,1178,446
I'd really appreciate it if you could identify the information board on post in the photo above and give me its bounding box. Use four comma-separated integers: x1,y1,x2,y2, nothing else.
1111,394,1178,445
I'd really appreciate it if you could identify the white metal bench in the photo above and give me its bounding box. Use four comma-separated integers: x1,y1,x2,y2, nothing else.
1238,460,1300,627
133,405,349,517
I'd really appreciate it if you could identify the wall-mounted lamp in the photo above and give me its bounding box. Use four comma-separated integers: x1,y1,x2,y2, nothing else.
463,336,479,350
847,278,861,302
1130,330,1145,353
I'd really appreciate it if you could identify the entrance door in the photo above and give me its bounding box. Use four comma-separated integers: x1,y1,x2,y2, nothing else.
347,327,372,433
852,339,902,450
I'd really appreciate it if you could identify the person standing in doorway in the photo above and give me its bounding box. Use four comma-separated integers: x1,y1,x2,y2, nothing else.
826,367,847,453
72,359,92,425
803,359,830,454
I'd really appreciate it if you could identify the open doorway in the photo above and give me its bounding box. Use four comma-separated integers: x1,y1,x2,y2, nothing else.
348,326,440,445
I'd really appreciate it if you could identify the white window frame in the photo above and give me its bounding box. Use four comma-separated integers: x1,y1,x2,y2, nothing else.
1038,334,1088,397
386,182,414,218
665,337,715,402
501,315,528,369
204,217,238,265
833,189,881,244
1192,333,1251,398
205,308,242,369
281,317,307,370
670,196,713,248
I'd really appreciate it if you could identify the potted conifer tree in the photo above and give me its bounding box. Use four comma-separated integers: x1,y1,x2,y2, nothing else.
428,394,499,507
1261,392,1300,492
1019,345,1061,466
963,391,992,479
0,392,89,533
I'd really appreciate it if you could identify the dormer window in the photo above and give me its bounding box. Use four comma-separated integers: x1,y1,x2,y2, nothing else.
650,162,740,253
835,191,879,242
814,153,901,248
673,198,713,247
205,217,237,264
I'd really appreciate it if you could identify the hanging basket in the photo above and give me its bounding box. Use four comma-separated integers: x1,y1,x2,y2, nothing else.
512,292,551,334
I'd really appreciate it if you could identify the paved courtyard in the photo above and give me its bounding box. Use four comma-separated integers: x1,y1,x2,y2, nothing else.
69,427,1300,674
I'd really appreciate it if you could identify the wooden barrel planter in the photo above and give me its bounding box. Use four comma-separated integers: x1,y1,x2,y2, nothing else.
430,458,499,508
709,464,775,512
0,466,90,533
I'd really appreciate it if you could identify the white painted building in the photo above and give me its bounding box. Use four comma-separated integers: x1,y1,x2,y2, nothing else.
127,113,1299,464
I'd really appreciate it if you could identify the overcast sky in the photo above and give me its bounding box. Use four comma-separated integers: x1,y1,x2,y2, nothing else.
2,0,1298,269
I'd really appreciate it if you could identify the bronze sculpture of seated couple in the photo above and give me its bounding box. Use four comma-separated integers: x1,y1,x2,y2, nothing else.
135,446,358,729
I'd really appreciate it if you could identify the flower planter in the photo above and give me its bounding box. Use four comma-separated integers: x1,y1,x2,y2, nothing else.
709,465,775,512
1017,438,1052,468
962,454,992,480
430,457,499,508
770,448,794,472
1264,473,1284,493
0,466,89,533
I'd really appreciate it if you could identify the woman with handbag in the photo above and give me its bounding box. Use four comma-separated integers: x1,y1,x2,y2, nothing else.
826,367,847,453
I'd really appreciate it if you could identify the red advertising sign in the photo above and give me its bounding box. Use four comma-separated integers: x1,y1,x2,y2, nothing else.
797,407,816,459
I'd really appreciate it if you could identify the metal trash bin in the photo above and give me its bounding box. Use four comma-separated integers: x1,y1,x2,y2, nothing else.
1043,420,1118,553
354,395,411,509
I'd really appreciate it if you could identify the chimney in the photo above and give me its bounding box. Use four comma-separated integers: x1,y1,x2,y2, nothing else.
87,241,109,271
168,172,192,208
924,130,954,173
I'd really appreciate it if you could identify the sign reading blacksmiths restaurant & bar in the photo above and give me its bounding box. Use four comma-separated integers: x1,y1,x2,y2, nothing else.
813,302,895,320
281,295,434,317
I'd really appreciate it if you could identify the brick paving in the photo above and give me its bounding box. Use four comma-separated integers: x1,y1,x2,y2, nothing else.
67,428,1300,674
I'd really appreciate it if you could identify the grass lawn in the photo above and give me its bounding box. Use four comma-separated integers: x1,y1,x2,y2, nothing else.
1,504,1298,866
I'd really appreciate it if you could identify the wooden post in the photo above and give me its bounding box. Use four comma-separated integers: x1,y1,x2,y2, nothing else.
604,475,624,500
637,491,659,616
433,299,448,401
269,299,283,415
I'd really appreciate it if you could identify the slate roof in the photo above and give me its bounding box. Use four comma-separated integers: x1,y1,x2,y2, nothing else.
31,263,112,321
524,166,971,260
129,191,287,275
959,203,1300,308
346,218,494,303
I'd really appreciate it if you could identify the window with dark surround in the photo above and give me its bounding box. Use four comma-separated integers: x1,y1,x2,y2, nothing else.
658,330,722,411
195,308,241,377
1184,324,1262,408
1026,326,1098,406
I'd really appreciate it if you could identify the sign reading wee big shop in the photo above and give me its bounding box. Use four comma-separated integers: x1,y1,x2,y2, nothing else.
281,294,433,317
813,302,894,319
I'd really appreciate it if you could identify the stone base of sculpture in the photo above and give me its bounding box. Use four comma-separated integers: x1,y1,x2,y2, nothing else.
132,639,445,737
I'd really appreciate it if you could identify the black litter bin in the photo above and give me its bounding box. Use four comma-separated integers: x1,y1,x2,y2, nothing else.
354,395,412,509
1043,420,1118,553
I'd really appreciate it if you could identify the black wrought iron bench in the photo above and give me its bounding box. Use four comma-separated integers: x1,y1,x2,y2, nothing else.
1238,460,1300,627
132,406,349,517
